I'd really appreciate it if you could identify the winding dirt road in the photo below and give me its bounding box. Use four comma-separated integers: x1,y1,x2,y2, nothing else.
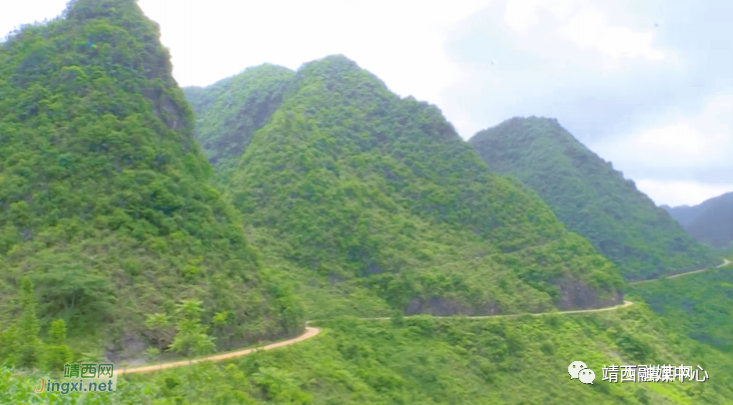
629,258,731,285
118,327,322,376
117,259,729,376
118,301,635,375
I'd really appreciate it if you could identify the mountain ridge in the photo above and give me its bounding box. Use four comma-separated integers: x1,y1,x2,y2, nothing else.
469,116,718,281
664,192,733,248
186,55,625,319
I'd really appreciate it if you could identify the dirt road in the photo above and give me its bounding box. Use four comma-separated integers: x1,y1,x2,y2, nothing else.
118,300,636,375
629,258,731,285
118,259,733,376
118,326,321,376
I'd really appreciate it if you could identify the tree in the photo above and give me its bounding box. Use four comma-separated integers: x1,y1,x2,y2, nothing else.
46,319,72,371
144,312,171,352
17,277,43,368
168,299,216,362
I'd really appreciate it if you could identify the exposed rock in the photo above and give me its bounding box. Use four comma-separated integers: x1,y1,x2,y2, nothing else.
554,277,623,310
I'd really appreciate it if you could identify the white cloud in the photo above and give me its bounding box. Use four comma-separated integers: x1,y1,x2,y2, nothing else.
595,93,733,169
0,0,67,39
503,0,542,34
635,179,733,206
137,0,490,109
558,8,666,63
501,0,672,70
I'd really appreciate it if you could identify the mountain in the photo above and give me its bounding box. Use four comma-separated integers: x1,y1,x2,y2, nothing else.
664,192,733,249
185,55,625,319
661,204,699,228
183,64,295,186
0,0,299,362
469,117,718,282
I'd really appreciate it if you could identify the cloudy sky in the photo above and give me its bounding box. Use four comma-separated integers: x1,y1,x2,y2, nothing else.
3,0,732,206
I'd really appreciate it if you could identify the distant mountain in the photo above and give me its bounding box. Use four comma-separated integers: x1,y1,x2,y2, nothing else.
185,56,625,319
0,0,298,361
469,117,717,282
665,192,733,248
183,64,294,186
661,204,699,228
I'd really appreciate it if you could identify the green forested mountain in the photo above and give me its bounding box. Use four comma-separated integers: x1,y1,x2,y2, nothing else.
663,192,733,249
469,117,718,282
183,64,295,186
185,55,625,320
0,0,300,365
3,2,732,403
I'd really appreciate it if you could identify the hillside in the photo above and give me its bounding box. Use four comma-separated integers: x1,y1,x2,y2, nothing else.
469,117,718,282
183,64,295,186
629,260,733,352
664,192,733,249
186,56,626,320
0,0,300,364
7,304,733,404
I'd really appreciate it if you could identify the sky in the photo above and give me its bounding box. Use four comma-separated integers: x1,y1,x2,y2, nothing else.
2,0,732,207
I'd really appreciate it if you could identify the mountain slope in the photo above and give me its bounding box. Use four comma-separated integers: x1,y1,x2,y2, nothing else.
469,117,718,282
186,56,625,319
9,304,733,404
183,64,295,186
0,0,299,361
664,192,733,249
629,260,733,351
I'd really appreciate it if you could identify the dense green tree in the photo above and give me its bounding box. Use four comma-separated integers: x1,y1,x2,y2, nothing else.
183,64,295,186
469,117,718,281
0,0,300,362
628,261,733,351
186,55,625,319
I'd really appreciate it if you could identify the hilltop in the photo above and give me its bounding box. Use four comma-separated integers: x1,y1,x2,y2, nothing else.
185,55,625,319
0,0,300,363
469,117,718,282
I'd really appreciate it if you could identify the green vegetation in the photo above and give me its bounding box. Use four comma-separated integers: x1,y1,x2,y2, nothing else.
469,117,718,282
2,2,731,404
5,305,733,404
628,260,733,352
183,64,295,188
664,192,733,249
168,299,216,359
187,55,625,319
0,0,301,364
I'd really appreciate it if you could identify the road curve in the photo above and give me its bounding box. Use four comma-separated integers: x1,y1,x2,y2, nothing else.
629,258,731,285
118,300,637,375
118,258,733,375
118,326,321,376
